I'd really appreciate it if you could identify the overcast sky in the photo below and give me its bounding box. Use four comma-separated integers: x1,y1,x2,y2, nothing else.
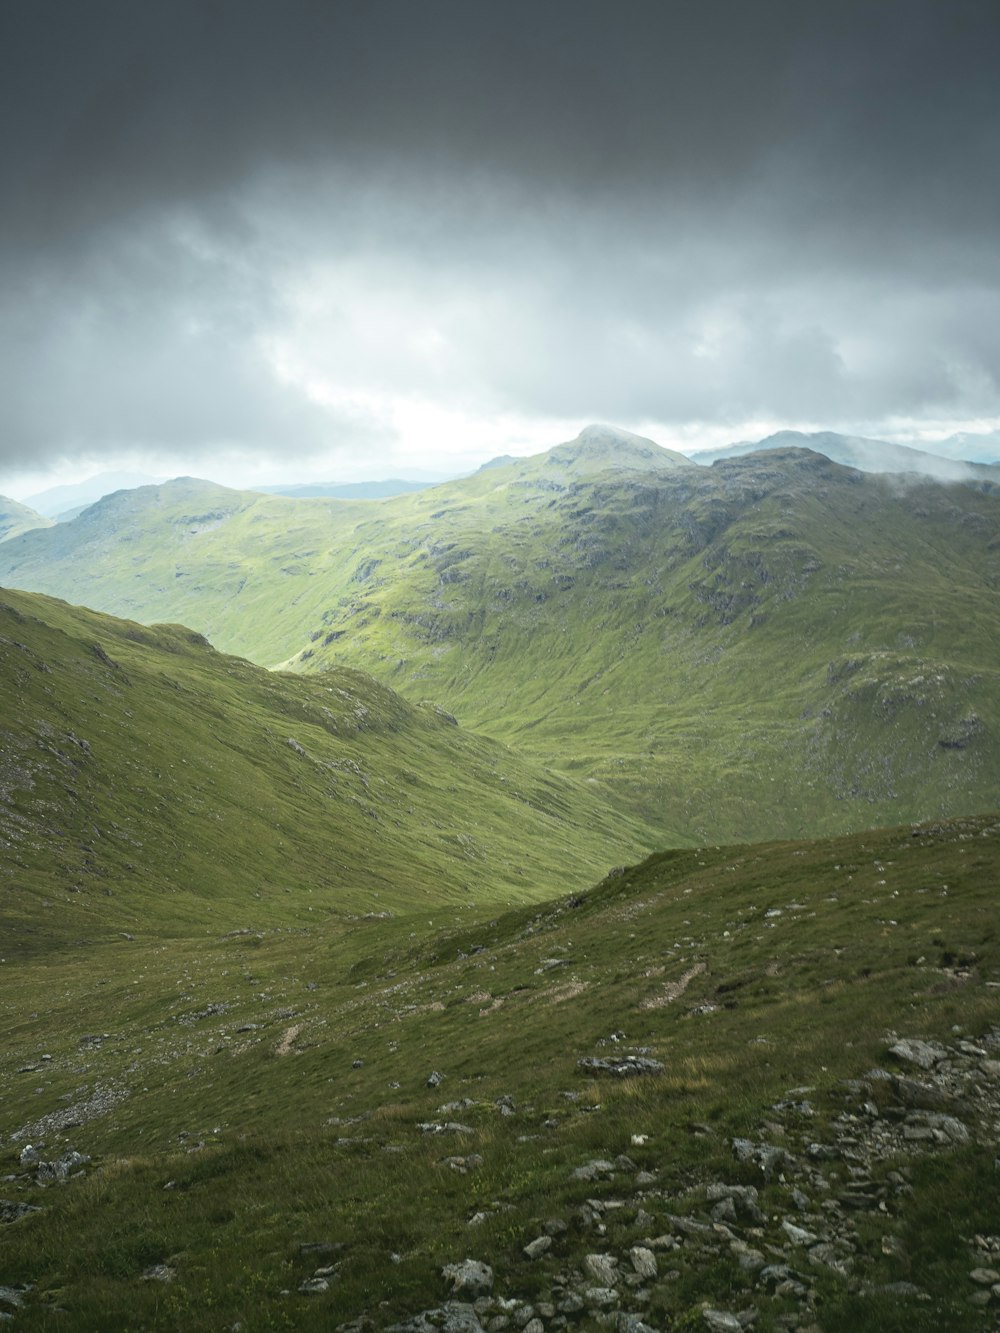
2,0,999,497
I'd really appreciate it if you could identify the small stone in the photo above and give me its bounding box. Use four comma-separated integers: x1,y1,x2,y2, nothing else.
781,1221,818,1246
730,1240,766,1272
616,1316,657,1333
702,1312,742,1332
577,1056,664,1078
572,1159,616,1181
585,1254,620,1286
864,1281,925,1297
970,1268,1000,1285
887,1039,947,1071
140,1264,176,1283
522,1236,552,1261
299,1277,329,1293
583,1287,619,1309
427,1071,445,1088
808,1242,852,1275
902,1126,936,1142
732,1138,785,1177
757,1264,797,1289
442,1260,494,1299
629,1247,657,1279
522,1322,544,1333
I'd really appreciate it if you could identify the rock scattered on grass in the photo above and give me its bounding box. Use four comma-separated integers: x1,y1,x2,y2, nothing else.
441,1259,493,1299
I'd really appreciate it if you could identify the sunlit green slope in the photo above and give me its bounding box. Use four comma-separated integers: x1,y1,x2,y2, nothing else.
0,588,660,954
1,438,998,843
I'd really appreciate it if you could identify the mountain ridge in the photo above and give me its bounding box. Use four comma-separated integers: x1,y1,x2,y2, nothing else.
0,443,997,845
0,494,52,543
692,429,1000,482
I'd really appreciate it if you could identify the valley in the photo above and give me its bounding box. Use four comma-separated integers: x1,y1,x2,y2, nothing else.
1,427,999,1330
1,429,997,844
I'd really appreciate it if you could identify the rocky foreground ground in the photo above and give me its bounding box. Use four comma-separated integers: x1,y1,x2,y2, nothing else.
310,1030,1000,1333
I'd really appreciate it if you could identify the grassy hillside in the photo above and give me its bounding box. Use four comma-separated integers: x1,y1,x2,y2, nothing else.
0,496,52,544
1,439,998,844
1,811,998,1329
0,587,661,956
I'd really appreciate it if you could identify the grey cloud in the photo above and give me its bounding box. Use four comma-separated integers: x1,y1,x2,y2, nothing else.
2,0,1000,475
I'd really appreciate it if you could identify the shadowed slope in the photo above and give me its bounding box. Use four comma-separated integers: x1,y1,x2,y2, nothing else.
0,587,660,954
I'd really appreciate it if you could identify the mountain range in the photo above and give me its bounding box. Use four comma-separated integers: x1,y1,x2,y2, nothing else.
690,430,1000,481
1,426,997,845
2,423,1000,1330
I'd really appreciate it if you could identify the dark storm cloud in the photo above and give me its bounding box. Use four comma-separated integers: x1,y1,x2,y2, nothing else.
2,0,1000,475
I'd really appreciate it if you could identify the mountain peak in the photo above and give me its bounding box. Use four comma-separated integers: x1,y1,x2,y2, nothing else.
575,422,655,448
544,423,691,470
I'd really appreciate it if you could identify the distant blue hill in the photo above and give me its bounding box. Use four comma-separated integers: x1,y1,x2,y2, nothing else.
689,429,1000,481
24,470,163,517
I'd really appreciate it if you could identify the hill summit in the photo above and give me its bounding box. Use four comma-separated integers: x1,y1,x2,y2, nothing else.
547,422,690,469
477,423,691,480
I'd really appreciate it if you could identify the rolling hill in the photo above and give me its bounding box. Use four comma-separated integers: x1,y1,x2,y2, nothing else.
0,496,52,544
0,586,660,956
0,432,996,845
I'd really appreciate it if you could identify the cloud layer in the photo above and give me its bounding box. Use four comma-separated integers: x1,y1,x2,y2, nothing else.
2,0,999,482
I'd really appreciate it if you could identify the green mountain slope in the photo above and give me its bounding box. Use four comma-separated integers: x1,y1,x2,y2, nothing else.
1,811,999,1329
1,441,998,844
0,587,660,954
0,495,52,543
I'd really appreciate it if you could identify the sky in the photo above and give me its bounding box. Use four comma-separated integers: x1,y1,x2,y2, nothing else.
2,0,1000,499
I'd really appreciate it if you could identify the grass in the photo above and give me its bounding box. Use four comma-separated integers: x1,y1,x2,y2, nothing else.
2,811,999,1328
1,437,999,1327
0,587,660,956
0,446,997,844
